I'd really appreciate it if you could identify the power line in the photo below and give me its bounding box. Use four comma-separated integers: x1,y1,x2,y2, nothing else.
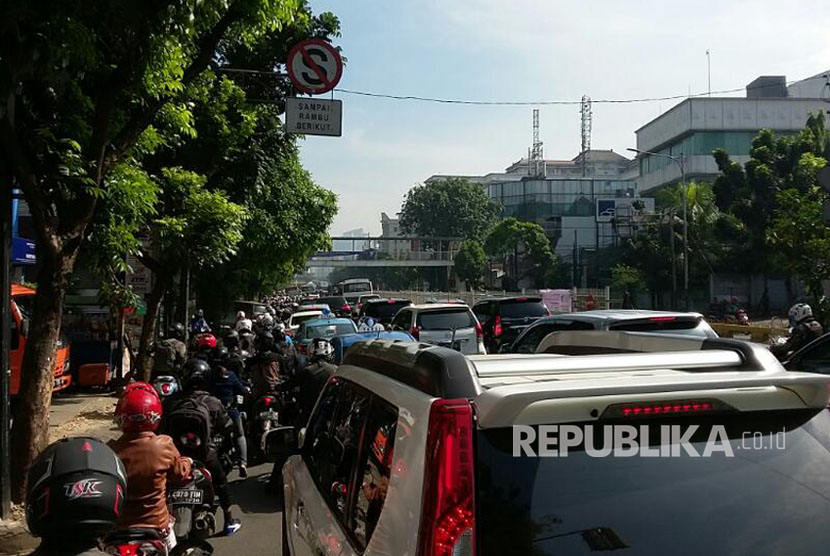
334,80,801,106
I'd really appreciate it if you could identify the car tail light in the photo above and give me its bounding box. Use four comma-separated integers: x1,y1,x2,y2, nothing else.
493,316,503,337
410,326,420,340
602,398,732,419
474,321,483,340
648,316,677,322
341,304,351,313
418,399,476,556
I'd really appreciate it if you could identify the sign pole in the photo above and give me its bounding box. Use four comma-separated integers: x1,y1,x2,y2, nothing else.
1,181,12,519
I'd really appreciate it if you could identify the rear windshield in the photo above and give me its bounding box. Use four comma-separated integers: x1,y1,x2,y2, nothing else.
342,282,372,293
500,299,548,319
417,309,475,330
320,297,348,308
365,301,410,320
304,322,356,339
291,313,321,327
609,317,715,337
477,409,830,555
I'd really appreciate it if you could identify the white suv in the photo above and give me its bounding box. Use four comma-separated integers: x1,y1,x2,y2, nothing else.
277,333,830,556
390,303,486,355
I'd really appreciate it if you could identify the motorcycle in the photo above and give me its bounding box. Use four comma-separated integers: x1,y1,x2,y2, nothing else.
736,308,750,326
102,527,168,555
248,392,294,462
168,462,218,554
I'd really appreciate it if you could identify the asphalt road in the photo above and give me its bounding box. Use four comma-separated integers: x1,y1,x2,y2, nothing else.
209,462,284,555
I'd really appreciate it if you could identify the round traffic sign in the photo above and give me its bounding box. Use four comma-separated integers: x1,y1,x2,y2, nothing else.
286,39,343,95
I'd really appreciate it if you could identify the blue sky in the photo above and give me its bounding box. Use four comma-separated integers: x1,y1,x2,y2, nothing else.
300,0,830,235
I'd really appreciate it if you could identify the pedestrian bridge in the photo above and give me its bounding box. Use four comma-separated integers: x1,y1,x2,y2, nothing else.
306,236,462,267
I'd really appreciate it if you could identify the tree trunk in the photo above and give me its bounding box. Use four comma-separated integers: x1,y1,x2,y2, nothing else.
135,273,170,382
10,248,76,502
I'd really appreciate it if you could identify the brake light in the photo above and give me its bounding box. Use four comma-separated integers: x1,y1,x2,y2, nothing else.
602,399,731,419
474,321,483,340
648,316,677,322
262,396,276,408
388,299,396,304
493,316,502,337
341,304,351,312
410,325,420,340
516,297,528,302
417,399,476,556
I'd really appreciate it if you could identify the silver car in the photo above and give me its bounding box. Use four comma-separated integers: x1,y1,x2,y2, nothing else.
390,303,486,354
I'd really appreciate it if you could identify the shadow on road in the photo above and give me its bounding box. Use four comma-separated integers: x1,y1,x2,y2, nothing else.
228,468,284,514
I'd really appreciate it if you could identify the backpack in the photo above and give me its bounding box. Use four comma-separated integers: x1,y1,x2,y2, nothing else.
153,339,179,375
165,394,212,459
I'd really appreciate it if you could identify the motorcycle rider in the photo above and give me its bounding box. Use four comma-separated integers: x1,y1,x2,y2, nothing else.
165,358,242,536
771,303,824,359
211,355,250,478
26,437,127,555
274,325,298,379
248,331,281,399
108,382,192,552
190,308,211,335
235,310,253,333
276,321,293,346
151,322,188,379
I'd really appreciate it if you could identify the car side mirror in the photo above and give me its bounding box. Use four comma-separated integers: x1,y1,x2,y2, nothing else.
263,426,299,462
19,318,30,338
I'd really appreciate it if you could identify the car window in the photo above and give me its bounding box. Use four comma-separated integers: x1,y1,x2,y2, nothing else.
305,322,357,339
350,396,398,548
291,313,321,327
366,301,411,321
417,309,475,330
474,302,491,324
499,299,549,319
476,409,830,556
391,310,411,331
304,379,344,473
313,383,370,523
795,337,830,374
513,320,594,353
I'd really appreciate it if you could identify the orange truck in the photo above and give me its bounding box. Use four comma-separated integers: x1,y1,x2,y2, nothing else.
9,283,72,395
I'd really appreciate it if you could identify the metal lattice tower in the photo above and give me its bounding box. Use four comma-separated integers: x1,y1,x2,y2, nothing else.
580,95,592,177
529,109,545,177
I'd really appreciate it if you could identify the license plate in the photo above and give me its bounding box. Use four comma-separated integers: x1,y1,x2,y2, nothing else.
170,489,203,505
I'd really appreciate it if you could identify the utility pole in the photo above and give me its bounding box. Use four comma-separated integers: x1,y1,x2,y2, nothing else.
1,180,12,519
706,50,712,97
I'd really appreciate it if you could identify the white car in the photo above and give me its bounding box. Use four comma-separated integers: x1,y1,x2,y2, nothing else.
287,310,323,335
389,303,486,355
274,334,830,556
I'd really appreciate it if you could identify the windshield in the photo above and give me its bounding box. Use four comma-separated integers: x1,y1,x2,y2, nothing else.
477,409,830,555
13,294,35,320
303,322,357,339
342,282,372,293
320,296,348,308
365,301,410,320
417,309,475,330
501,300,549,319
291,313,321,327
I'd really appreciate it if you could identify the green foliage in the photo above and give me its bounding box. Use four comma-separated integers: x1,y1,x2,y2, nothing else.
484,218,558,288
455,241,488,289
399,178,501,241
610,264,645,292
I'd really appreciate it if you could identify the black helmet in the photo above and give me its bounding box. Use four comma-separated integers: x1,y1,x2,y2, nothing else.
224,329,239,349
212,346,229,363
256,331,275,352
181,358,211,390
26,437,127,541
169,322,185,340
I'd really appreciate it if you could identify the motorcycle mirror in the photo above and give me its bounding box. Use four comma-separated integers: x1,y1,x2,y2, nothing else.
263,426,299,462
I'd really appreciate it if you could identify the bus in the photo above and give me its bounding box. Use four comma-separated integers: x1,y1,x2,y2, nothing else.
334,278,374,304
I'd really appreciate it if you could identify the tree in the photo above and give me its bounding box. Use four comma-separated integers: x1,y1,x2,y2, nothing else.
610,264,645,294
132,169,247,379
455,241,487,290
399,178,501,242
0,0,308,501
713,112,830,310
484,218,558,289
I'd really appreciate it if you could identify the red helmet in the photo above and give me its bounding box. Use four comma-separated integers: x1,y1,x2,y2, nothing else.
197,333,217,350
116,381,162,432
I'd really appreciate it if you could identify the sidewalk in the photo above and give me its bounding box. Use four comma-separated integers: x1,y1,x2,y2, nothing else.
1,392,118,556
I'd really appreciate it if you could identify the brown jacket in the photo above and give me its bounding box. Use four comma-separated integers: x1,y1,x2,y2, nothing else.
108,431,192,530
251,351,281,397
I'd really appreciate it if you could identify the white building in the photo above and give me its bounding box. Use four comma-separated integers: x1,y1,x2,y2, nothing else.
635,71,830,194
379,212,410,255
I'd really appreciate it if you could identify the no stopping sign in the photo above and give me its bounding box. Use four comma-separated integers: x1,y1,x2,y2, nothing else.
286,39,343,95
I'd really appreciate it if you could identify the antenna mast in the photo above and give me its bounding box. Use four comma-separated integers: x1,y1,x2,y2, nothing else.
580,95,592,178
529,109,545,177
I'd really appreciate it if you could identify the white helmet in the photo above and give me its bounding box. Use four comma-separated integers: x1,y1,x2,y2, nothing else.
308,338,334,360
236,310,246,320
275,322,286,333
789,303,813,323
